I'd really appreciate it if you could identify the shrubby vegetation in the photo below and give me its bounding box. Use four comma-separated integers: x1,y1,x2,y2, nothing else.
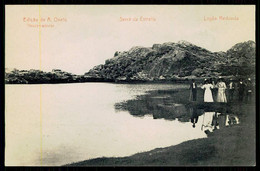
5,40,255,84
85,40,255,82
5,69,97,84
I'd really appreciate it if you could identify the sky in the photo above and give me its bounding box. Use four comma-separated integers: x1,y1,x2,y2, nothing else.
5,5,255,75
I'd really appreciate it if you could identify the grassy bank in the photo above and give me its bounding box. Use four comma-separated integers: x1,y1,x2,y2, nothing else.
67,88,255,166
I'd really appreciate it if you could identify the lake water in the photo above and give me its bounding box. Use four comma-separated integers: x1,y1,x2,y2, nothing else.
5,83,230,166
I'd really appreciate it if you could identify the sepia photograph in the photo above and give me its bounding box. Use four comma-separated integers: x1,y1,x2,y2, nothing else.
5,4,256,166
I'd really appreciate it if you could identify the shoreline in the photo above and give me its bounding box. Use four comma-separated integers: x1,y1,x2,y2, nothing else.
66,89,255,166
4,77,251,85
67,106,255,166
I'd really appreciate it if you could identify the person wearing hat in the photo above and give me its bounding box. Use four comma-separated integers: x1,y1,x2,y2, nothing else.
216,77,227,103
228,78,235,102
238,78,245,102
201,79,214,102
245,78,253,103
189,79,197,101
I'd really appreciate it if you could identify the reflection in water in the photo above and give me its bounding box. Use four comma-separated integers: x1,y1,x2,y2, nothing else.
201,112,219,133
227,114,240,125
6,83,206,166
190,106,199,128
198,111,240,134
6,83,242,166
115,89,204,121
116,88,241,134
115,88,241,139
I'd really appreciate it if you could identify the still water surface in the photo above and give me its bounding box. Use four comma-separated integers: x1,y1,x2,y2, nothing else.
6,83,212,166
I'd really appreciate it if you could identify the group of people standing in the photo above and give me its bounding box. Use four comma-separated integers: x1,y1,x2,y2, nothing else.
189,77,253,103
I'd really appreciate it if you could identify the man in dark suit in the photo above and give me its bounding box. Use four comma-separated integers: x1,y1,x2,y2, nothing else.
245,78,253,103
238,78,245,102
189,79,197,101
228,78,235,102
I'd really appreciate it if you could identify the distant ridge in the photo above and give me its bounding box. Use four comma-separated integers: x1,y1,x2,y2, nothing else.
5,40,255,84
84,40,255,82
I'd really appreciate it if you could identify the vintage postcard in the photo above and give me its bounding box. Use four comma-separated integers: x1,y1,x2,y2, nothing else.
5,5,256,166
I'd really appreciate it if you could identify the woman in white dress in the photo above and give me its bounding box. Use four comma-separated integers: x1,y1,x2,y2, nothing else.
216,78,227,103
201,79,214,102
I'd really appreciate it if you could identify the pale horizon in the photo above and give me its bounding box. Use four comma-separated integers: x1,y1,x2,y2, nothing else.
6,5,255,75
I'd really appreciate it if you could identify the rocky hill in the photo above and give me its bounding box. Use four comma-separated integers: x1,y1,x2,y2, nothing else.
219,40,255,76
5,69,85,84
84,40,255,82
5,40,255,84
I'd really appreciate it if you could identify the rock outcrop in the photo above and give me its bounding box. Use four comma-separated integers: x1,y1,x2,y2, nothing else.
5,69,85,84
5,40,255,84
84,40,255,82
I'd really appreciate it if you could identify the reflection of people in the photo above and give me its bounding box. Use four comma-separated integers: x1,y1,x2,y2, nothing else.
238,79,245,102
201,112,216,132
217,114,227,129
190,106,199,128
211,112,219,131
216,78,227,103
201,80,214,102
226,114,240,126
245,78,253,103
201,112,240,134
189,79,197,101
228,78,235,102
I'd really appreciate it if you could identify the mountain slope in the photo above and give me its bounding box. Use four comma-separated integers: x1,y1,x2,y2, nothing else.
84,40,255,82
5,40,255,84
